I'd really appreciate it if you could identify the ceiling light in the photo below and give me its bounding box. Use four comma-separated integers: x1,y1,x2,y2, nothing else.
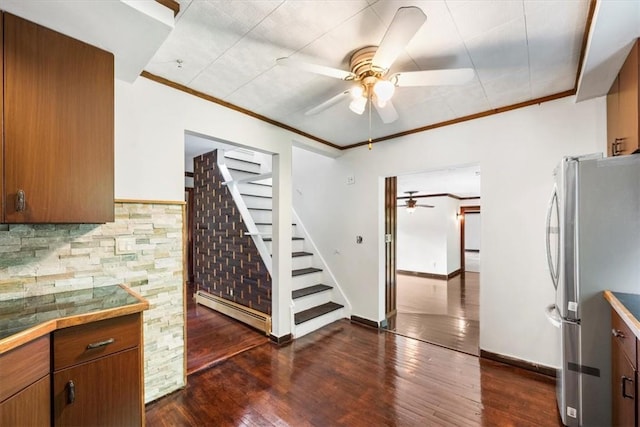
351,85,364,99
373,79,395,103
406,206,416,214
349,96,367,115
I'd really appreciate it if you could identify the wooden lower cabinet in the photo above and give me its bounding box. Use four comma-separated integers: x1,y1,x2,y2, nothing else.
0,375,51,426
612,338,637,426
53,348,142,426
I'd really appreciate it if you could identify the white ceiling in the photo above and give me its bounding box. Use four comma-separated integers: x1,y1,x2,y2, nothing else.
146,0,591,147
397,164,481,198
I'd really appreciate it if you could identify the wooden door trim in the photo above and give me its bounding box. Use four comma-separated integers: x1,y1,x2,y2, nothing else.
384,177,397,321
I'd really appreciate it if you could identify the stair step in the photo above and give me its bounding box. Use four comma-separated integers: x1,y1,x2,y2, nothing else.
292,251,313,257
228,167,260,175
224,156,260,166
292,267,322,277
254,222,296,226
245,182,272,188
241,193,271,199
294,302,344,325
248,207,271,211
263,237,304,242
292,284,332,300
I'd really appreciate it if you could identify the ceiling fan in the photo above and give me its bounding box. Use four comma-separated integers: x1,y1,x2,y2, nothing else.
276,6,474,124
398,191,434,213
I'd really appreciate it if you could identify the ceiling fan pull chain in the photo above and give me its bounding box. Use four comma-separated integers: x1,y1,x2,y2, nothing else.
368,95,372,150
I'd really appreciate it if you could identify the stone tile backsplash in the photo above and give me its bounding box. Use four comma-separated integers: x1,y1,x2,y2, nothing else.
0,202,185,403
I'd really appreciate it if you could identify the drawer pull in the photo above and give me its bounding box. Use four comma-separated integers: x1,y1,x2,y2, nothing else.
612,328,625,339
15,190,25,212
622,376,634,399
67,380,75,404
86,338,115,350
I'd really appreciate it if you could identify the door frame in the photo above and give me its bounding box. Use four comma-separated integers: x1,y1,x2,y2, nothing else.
459,205,481,273
384,176,397,322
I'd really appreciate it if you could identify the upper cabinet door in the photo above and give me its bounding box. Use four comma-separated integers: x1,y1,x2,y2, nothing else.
3,13,114,223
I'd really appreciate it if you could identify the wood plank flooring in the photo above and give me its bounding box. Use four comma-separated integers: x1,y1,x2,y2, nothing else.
146,320,560,426
186,289,268,375
389,272,479,355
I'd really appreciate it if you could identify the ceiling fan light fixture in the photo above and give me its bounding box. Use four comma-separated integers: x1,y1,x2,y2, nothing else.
406,206,416,214
351,85,364,99
349,96,367,115
373,79,395,102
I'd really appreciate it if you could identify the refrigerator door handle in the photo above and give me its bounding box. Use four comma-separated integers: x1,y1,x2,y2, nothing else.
545,188,559,289
545,303,561,328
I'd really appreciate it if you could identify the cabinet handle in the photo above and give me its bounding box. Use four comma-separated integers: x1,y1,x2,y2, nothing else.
86,337,115,349
612,328,626,339
67,380,75,404
15,190,25,212
622,376,634,399
613,138,624,156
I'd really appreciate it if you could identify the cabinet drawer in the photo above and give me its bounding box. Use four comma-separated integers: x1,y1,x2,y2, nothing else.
612,310,636,369
0,335,50,402
53,313,140,371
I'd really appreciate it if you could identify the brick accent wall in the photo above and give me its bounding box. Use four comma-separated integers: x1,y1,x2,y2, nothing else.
0,202,185,403
193,150,272,314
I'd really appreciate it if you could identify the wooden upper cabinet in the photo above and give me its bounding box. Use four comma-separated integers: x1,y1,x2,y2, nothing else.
607,40,640,157
2,12,114,223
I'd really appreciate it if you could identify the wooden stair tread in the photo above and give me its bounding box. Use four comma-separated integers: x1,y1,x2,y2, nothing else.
244,182,272,188
228,167,260,175
292,251,313,257
292,284,332,300
294,302,344,325
292,267,322,277
263,237,304,242
247,207,271,211
224,156,260,166
240,193,272,199
255,222,296,226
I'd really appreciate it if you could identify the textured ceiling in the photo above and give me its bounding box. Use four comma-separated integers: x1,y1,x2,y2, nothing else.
146,0,590,147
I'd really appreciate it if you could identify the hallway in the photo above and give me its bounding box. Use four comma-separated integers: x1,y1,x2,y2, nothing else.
390,272,479,355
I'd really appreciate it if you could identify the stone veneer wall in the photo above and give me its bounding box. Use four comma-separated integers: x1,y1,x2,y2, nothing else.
193,150,272,314
0,202,184,403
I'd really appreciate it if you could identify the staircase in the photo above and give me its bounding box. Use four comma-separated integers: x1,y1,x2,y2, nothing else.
217,148,349,338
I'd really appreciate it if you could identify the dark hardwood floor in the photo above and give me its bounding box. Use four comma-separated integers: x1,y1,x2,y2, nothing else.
186,287,269,375
147,320,560,426
389,272,480,355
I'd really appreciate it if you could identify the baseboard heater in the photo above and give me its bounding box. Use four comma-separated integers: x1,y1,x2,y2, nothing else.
195,290,271,336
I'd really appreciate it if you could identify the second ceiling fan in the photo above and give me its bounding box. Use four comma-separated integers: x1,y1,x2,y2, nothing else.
277,6,474,124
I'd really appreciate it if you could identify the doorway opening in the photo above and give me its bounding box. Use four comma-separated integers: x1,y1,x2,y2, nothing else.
183,132,269,375
385,164,481,356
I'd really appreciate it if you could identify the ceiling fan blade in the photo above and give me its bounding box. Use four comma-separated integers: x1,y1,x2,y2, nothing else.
391,68,475,87
276,57,354,80
417,204,435,208
372,6,427,71
305,90,351,116
374,100,399,124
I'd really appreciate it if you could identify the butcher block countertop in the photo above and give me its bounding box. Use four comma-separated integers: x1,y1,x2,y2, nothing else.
604,291,640,339
0,285,148,354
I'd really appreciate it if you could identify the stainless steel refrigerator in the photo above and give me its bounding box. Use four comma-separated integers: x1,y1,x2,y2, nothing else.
544,153,640,426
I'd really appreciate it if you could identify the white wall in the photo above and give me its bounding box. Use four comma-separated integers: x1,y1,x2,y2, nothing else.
292,95,607,368
397,196,449,275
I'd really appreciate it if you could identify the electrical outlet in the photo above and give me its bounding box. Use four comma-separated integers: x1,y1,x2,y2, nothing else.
346,175,355,185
